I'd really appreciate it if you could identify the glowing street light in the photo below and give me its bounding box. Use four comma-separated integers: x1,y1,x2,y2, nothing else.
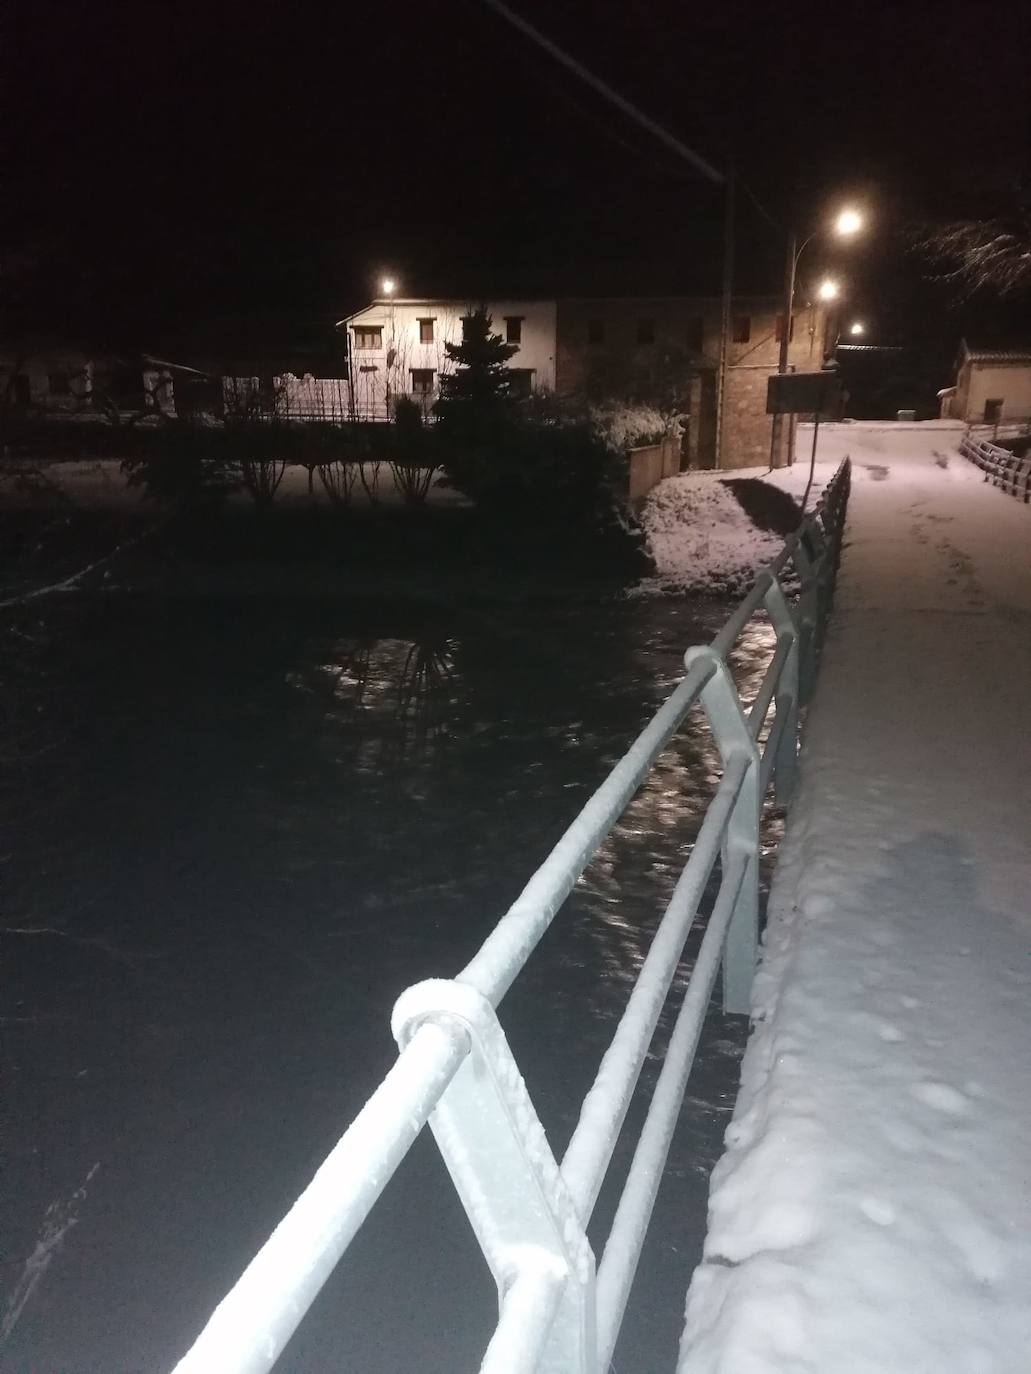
834,207,864,238
381,277,397,296
849,321,865,336
817,278,840,302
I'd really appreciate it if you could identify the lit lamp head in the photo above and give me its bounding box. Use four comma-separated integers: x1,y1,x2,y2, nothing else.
849,321,865,336
381,277,397,297
834,208,863,237
818,278,840,302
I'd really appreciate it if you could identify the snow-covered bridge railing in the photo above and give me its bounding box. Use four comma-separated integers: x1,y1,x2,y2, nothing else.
171,459,852,1374
960,433,1031,503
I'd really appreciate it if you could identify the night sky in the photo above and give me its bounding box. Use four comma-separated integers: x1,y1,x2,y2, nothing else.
3,0,1029,344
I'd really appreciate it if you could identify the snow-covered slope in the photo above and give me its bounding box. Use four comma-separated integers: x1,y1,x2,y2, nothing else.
680,424,1031,1373
635,473,789,596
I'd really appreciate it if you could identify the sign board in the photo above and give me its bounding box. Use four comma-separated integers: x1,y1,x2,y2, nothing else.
766,371,842,417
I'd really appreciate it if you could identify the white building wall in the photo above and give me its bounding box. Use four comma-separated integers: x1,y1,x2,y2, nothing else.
963,362,1031,423
345,299,557,420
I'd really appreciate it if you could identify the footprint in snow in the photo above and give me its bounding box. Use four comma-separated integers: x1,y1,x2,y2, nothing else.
912,1081,969,1115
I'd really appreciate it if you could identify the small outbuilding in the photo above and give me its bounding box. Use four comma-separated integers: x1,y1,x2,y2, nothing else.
941,340,1031,424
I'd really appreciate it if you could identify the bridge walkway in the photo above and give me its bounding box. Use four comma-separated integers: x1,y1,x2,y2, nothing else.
681,426,1031,1373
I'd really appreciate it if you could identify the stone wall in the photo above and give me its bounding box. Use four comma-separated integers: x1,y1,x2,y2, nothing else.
627,435,680,502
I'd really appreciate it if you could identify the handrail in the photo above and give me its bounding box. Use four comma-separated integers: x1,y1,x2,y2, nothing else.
960,433,1031,503
171,457,852,1374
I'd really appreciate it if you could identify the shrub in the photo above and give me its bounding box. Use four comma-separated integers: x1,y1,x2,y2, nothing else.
438,415,624,524
589,402,670,451
120,421,238,509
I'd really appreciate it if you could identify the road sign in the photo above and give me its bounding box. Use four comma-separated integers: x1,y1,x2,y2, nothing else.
766,371,842,417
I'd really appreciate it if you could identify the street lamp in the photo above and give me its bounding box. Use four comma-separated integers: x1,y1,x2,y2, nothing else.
381,276,397,296
817,278,840,302
772,205,865,467
835,208,863,237
849,321,865,336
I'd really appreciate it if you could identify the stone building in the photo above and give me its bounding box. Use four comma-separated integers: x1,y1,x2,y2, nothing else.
555,295,832,470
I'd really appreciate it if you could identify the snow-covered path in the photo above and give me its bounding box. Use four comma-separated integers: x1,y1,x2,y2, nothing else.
682,425,1031,1373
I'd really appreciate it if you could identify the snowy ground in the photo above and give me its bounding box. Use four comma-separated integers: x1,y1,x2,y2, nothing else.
681,422,1031,1372
0,457,470,510
635,421,970,596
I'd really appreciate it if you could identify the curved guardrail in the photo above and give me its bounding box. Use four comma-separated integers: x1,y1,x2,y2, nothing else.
960,432,1031,503
171,458,852,1374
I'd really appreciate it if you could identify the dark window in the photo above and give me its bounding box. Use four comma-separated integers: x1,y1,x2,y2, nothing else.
774,314,795,343
637,318,655,345
47,371,71,395
732,315,751,343
588,319,605,345
353,326,383,350
12,374,32,406
686,317,704,353
358,365,378,374
461,316,473,341
410,368,435,394
505,316,523,345
984,398,1003,423
418,318,435,344
507,368,535,399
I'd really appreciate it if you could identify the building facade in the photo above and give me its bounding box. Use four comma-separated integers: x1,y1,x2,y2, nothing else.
337,293,831,469
339,299,557,421
940,342,1031,425
556,295,832,469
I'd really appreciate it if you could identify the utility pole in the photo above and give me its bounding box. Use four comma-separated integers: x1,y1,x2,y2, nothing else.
770,229,797,469
715,168,735,470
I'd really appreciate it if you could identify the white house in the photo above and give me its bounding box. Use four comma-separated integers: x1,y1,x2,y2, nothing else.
940,341,1031,425
338,298,558,420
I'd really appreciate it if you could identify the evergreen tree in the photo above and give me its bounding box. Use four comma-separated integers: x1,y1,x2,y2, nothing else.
434,307,518,439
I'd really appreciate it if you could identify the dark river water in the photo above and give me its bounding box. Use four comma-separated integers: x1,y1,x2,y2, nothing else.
2,591,778,1374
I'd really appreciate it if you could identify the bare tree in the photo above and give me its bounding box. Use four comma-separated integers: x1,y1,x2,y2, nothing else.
914,186,1031,299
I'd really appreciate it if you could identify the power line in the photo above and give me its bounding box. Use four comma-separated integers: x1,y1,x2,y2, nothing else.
477,0,725,188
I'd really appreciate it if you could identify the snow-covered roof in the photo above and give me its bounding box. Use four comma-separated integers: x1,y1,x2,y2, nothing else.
961,338,1031,364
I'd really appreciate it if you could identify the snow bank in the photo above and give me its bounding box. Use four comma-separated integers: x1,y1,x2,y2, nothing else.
635,422,972,597
681,423,1031,1373
635,473,788,596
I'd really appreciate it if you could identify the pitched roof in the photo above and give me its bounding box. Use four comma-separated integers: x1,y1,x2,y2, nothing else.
961,338,1031,363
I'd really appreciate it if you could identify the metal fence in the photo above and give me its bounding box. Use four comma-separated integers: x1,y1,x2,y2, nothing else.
171,458,852,1374
960,432,1031,503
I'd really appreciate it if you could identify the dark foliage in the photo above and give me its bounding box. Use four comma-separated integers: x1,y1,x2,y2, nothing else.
433,307,518,443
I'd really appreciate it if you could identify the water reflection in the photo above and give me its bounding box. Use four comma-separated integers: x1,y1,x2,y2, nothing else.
6,592,781,1374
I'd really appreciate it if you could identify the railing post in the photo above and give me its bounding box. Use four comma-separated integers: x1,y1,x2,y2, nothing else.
391,980,597,1374
683,646,760,1015
762,575,800,806
792,535,819,705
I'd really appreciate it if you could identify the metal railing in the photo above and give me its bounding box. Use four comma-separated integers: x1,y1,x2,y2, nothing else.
171,458,852,1374
960,432,1031,503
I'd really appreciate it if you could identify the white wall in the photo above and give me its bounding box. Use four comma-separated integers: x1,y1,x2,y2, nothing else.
345,299,557,419
961,361,1031,422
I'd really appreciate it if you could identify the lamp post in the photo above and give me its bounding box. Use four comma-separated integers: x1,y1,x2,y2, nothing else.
772,207,863,466
381,276,398,419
